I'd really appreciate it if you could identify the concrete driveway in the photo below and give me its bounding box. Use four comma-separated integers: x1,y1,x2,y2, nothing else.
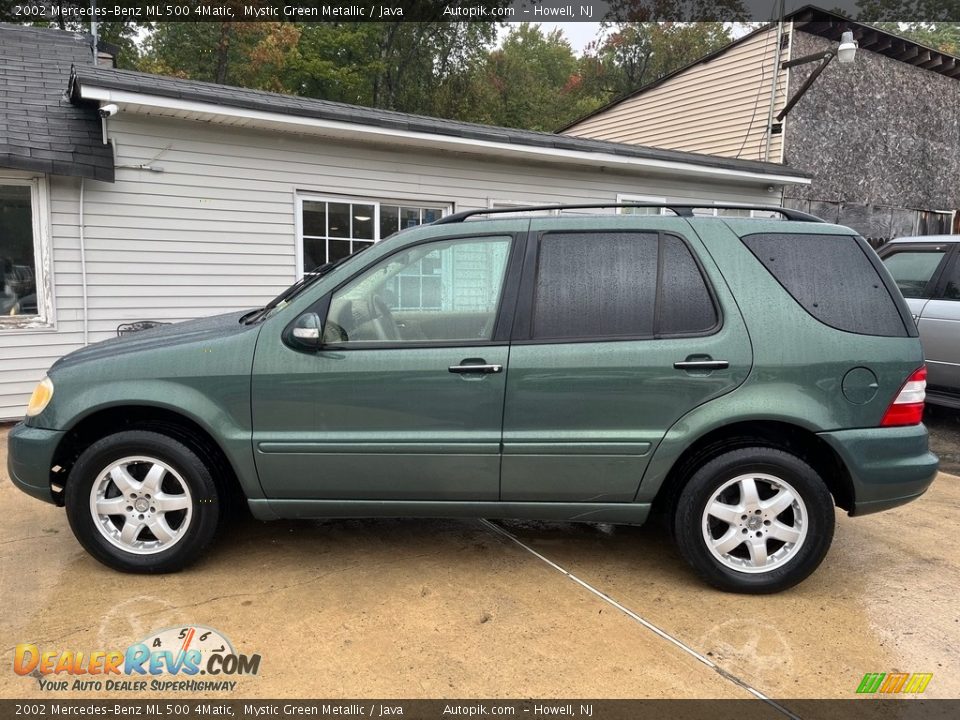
1,425,958,704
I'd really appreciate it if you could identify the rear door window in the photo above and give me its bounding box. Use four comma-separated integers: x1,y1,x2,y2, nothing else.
742,233,908,337
881,247,949,299
532,231,718,340
940,253,960,300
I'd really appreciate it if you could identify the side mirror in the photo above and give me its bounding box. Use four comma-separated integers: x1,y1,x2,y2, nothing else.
287,312,323,350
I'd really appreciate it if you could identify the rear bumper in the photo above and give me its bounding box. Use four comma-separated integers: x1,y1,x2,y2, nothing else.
6,422,62,504
818,424,939,516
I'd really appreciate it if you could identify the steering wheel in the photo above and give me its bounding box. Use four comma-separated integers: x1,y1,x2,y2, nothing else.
370,294,401,341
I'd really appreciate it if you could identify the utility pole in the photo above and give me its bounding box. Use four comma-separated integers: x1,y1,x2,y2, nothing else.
90,0,98,63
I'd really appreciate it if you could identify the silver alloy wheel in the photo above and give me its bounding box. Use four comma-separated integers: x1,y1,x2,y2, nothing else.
701,473,808,574
88,456,193,555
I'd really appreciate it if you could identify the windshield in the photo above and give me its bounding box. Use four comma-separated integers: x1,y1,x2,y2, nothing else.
245,247,369,324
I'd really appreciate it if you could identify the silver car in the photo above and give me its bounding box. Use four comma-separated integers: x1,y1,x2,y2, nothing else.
880,236,960,408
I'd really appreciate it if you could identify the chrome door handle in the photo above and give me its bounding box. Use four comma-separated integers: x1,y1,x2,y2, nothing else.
673,360,729,370
449,362,503,374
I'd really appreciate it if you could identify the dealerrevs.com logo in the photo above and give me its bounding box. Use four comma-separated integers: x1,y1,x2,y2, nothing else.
14,625,261,693
856,672,933,694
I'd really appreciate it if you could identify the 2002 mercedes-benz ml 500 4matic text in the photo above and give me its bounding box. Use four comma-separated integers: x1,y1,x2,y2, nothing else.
7,205,939,593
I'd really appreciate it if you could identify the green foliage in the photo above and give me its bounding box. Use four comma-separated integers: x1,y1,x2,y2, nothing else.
15,13,748,132
868,22,960,54
855,0,960,23
96,21,148,70
139,23,301,88
461,23,600,131
579,22,733,100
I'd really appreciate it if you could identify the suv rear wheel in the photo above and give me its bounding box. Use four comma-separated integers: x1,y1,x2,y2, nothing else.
65,431,220,573
674,447,835,594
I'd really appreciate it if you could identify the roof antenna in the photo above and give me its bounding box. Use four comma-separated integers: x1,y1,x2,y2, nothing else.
90,0,98,63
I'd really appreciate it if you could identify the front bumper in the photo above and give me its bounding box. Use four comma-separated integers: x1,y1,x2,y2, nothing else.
6,422,63,504
818,424,939,516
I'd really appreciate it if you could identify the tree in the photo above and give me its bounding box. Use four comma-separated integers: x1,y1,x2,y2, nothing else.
139,23,301,89
855,0,960,24
462,24,600,131
95,21,148,70
142,21,498,116
869,22,960,54
579,22,733,100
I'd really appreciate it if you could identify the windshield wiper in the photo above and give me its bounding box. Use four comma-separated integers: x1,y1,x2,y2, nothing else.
245,250,365,324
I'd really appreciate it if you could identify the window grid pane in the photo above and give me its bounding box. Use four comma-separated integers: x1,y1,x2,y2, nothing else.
301,199,445,273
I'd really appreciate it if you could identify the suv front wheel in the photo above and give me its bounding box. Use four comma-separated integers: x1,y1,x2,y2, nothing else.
674,447,835,594
65,430,220,573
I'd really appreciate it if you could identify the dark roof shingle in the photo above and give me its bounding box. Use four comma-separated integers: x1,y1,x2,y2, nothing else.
0,24,114,182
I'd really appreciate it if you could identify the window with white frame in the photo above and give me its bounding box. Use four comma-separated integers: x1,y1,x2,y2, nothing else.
298,195,449,276
378,205,447,310
1,176,50,326
616,193,668,216
656,200,782,220
487,200,562,217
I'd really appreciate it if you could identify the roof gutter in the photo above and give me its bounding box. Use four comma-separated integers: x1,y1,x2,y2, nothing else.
74,82,810,187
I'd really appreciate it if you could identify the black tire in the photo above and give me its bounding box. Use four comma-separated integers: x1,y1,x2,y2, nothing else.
673,447,835,594
65,430,220,573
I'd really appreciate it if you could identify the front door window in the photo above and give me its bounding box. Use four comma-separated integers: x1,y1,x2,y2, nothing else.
324,236,512,345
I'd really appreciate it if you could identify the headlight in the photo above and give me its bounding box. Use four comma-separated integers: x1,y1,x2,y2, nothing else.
25,376,54,417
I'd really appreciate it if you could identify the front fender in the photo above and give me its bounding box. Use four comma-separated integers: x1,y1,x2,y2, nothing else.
41,380,262,501
30,321,263,501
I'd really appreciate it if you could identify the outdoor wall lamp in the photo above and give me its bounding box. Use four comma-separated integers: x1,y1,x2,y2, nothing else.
775,30,857,121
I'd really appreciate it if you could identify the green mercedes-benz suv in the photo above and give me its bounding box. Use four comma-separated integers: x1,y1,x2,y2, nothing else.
7,205,939,593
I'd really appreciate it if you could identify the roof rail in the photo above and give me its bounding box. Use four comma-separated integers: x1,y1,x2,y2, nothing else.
432,203,826,225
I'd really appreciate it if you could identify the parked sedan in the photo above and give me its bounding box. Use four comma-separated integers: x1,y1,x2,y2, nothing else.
880,236,960,408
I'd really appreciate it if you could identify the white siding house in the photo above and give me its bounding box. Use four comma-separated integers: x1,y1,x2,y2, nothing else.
0,24,810,420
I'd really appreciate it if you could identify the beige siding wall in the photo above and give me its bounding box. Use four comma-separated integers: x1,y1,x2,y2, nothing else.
565,27,790,163
0,114,776,418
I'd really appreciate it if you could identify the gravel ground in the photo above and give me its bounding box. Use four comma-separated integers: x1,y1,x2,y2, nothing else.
925,405,960,475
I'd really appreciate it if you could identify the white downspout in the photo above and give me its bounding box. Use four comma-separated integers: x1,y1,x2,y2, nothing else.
79,177,89,346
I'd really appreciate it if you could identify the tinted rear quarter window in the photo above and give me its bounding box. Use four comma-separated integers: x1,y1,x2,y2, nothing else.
659,236,718,334
533,231,717,340
741,233,907,337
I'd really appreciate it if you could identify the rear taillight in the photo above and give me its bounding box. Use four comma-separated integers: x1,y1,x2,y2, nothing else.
880,366,926,427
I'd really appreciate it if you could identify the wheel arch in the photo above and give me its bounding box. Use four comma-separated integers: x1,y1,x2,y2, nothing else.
649,419,855,520
50,404,250,513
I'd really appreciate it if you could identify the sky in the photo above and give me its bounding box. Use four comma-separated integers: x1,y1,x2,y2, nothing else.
537,22,604,54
